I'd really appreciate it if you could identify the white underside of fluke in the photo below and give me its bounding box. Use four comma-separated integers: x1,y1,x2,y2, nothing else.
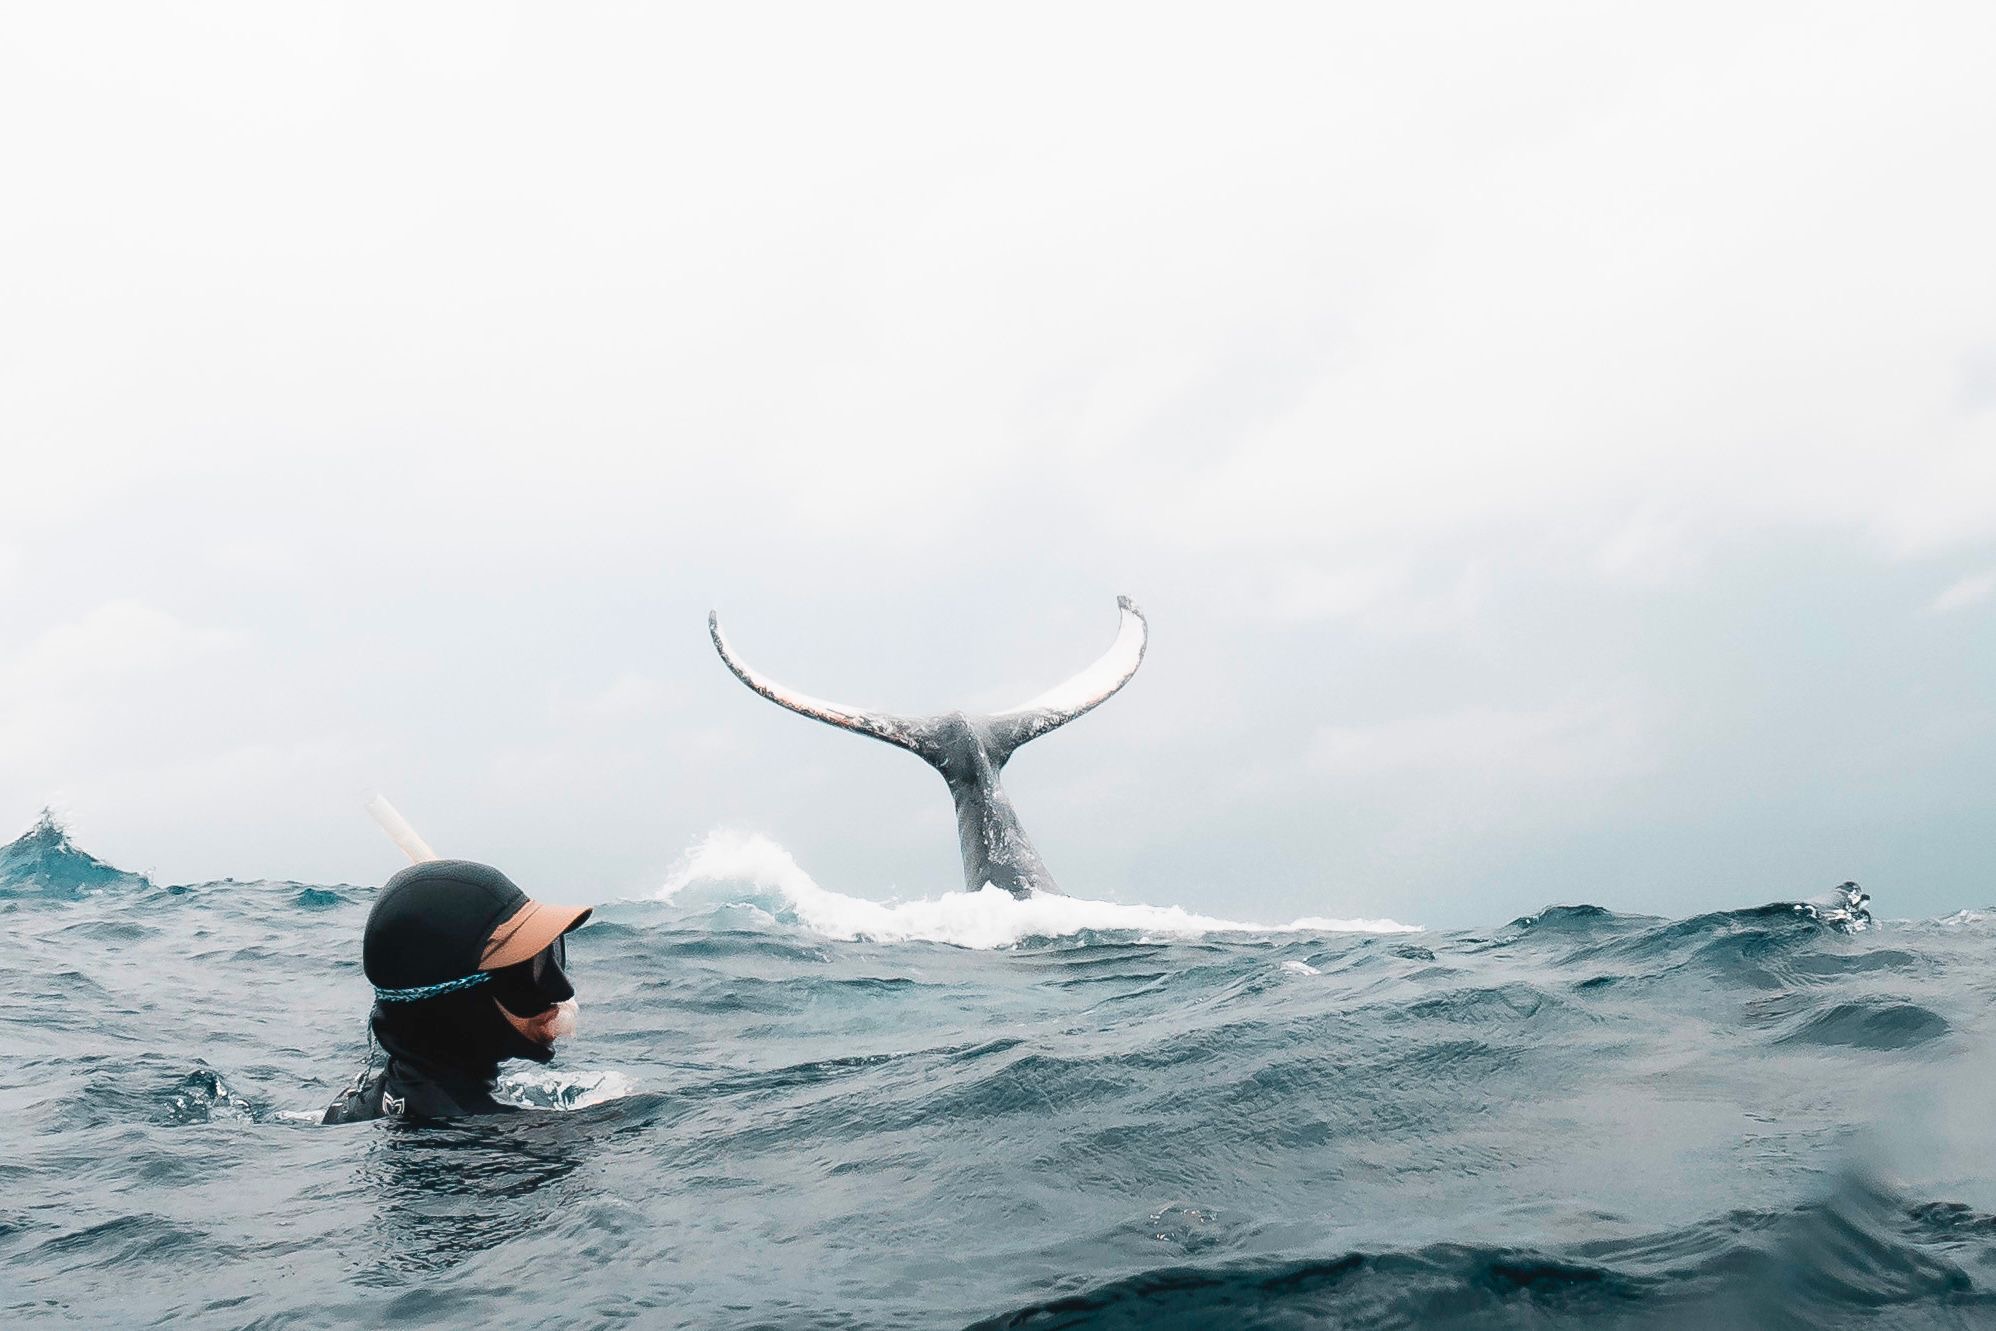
1002,597,1148,716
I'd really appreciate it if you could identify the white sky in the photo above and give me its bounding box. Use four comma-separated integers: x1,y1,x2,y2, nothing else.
3,3,1994,925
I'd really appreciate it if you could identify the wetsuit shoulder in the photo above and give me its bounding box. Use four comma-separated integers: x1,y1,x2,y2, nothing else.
324,1059,524,1124
321,1070,386,1125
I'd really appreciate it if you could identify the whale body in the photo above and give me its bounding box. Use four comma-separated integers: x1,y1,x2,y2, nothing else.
708,598,1148,898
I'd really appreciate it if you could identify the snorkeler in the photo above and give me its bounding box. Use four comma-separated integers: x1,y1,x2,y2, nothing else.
322,860,591,1125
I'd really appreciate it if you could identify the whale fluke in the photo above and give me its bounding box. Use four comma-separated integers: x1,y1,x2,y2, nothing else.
708,598,1148,898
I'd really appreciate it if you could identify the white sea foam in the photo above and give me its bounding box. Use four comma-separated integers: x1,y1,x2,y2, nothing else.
654,830,1418,949
1799,881,1873,934
495,1067,638,1111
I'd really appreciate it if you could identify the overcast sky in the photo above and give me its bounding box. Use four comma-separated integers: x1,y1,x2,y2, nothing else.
4,3,1994,926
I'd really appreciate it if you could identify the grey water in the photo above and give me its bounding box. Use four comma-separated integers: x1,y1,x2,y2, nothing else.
5,814,1996,1329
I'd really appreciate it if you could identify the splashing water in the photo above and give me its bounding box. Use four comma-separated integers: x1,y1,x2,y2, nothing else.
654,829,1418,947
495,1067,636,1111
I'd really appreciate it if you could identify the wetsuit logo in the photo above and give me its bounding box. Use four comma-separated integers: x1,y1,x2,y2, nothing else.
383,1092,407,1119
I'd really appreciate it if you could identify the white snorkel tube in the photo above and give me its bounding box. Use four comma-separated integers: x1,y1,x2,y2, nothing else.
364,793,440,864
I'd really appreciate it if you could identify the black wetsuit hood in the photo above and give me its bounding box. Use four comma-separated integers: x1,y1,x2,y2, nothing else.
363,860,533,990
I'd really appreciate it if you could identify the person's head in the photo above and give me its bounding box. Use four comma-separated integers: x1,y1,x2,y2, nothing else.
362,860,591,1071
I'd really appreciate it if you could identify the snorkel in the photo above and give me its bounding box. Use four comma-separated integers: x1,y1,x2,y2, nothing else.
365,793,440,865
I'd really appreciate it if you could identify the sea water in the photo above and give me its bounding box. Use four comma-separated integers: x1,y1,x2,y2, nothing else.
4,816,1994,1328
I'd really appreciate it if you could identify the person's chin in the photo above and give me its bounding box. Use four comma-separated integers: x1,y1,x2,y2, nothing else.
497,999,566,1050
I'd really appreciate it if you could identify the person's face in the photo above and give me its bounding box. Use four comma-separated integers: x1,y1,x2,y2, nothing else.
489,935,579,1049
498,996,575,1049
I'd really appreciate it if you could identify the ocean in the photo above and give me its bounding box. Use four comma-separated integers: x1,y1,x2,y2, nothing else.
4,815,1994,1329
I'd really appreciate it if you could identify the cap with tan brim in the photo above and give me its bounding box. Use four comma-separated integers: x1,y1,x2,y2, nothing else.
481,898,592,970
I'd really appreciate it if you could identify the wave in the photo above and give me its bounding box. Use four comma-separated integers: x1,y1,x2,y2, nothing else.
1511,882,1874,942
0,811,147,899
968,1174,1987,1330
651,830,1418,948
1775,1000,1951,1051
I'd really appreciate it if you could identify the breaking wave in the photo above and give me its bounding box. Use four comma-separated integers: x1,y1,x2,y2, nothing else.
0,810,148,899
652,829,1419,947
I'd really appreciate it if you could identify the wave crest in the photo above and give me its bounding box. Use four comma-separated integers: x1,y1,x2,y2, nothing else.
653,831,1417,948
0,811,147,899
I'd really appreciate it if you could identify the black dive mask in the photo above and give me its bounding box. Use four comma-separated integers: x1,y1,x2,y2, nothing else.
488,935,573,1018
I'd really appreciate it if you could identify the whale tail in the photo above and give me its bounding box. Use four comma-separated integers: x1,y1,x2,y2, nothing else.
707,597,1148,896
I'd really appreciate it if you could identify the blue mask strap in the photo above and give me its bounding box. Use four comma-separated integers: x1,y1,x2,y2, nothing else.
373,971,492,1003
